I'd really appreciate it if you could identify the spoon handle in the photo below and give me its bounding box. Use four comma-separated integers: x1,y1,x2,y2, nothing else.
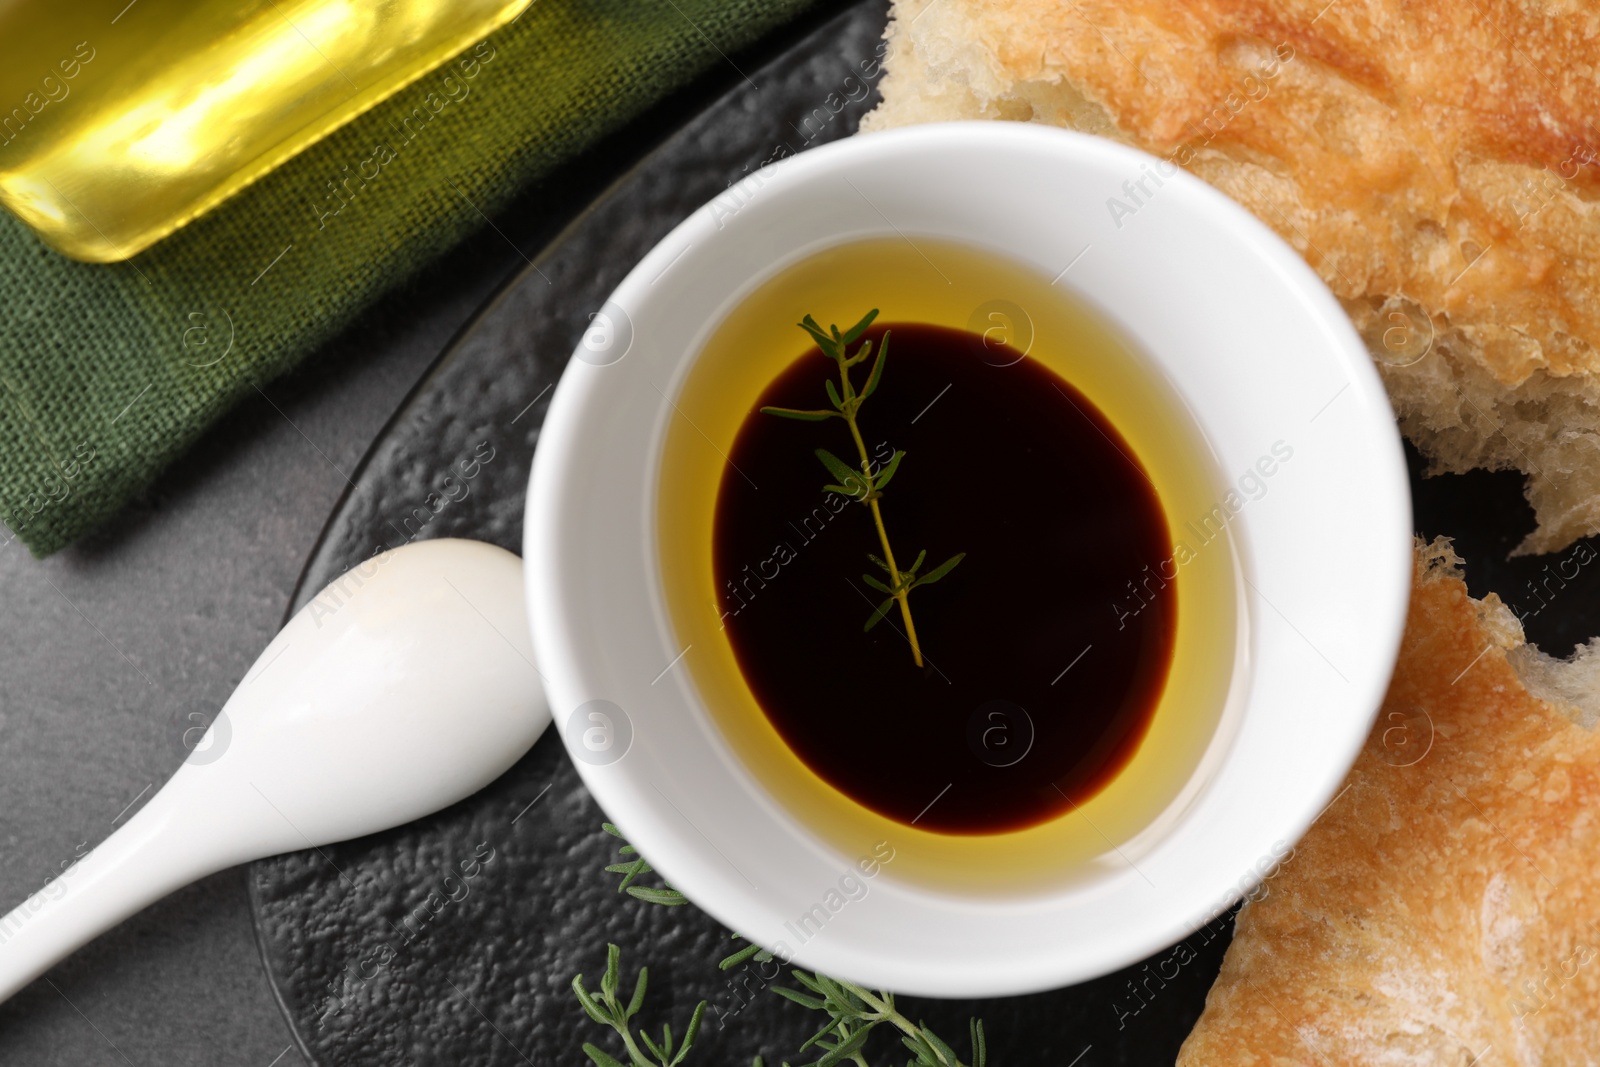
0,786,218,1003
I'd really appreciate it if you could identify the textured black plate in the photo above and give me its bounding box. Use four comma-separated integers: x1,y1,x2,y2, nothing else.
248,3,1600,1064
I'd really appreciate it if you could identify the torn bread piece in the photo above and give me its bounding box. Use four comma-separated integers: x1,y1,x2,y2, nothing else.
864,0,1600,554
1176,537,1600,1066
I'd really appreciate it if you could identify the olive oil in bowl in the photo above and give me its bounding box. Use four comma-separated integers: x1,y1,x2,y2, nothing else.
658,236,1245,893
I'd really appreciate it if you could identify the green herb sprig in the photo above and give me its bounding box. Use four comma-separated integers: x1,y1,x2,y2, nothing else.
718,932,773,971
761,310,965,667
573,943,706,1067
771,971,985,1067
718,935,984,1067
578,828,992,1067
602,822,688,906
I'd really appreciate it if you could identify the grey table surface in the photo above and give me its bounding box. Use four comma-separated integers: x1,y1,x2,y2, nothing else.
0,244,493,1066
0,311,407,1064
0,8,864,1057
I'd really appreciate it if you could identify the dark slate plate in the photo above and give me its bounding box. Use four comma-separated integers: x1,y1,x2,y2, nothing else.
248,3,1600,1064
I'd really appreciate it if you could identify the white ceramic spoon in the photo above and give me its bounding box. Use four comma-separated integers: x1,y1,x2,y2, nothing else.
0,538,549,1005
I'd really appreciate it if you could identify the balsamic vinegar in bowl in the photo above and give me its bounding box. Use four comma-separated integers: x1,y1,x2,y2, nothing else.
657,236,1243,892
717,321,1176,834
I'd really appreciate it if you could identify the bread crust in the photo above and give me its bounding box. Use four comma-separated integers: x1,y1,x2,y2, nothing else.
1174,538,1600,1065
866,0,1600,553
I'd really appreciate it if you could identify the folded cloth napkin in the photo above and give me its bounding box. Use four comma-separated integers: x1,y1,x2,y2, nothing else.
0,0,819,556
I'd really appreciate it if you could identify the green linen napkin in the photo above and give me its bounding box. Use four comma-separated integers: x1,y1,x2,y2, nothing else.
0,0,821,556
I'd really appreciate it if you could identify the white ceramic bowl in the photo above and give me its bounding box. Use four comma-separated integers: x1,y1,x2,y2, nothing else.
525,121,1410,996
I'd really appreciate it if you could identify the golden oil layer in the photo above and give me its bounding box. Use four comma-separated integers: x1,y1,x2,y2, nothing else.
658,236,1243,895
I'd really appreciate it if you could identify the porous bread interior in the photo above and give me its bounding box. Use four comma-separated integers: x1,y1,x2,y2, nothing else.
862,0,1600,556
1173,537,1600,1063
1511,639,1600,728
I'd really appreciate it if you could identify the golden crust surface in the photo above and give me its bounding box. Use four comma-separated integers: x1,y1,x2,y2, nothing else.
1175,538,1600,1066
866,0,1600,553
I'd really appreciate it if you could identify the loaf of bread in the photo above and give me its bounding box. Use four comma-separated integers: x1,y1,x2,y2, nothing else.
1174,536,1600,1064
864,0,1600,554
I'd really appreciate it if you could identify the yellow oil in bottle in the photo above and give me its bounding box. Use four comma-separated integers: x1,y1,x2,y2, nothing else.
0,0,529,262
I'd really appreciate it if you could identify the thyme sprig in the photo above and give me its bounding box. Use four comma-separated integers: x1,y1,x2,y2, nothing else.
760,309,964,667
720,935,984,1067
602,822,688,906
577,827,992,1067
573,943,706,1067
772,971,985,1067
719,932,774,971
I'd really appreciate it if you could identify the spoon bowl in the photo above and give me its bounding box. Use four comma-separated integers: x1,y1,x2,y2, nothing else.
0,538,548,1004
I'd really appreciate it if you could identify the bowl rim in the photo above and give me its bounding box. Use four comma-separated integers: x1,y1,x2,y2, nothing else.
525,120,1412,996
